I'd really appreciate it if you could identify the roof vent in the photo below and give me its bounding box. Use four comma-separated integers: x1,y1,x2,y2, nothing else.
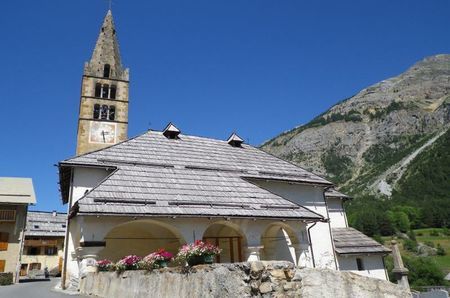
227,133,244,147
163,122,181,139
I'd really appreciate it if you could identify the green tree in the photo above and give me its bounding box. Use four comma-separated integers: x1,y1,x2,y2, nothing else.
394,211,410,233
403,256,446,289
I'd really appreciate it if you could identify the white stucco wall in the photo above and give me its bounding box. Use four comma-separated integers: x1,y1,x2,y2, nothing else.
71,167,112,206
337,255,388,280
326,198,348,228
253,180,337,270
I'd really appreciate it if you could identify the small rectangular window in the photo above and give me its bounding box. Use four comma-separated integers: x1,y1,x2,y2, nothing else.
29,263,41,270
45,246,57,256
28,247,40,255
356,258,364,271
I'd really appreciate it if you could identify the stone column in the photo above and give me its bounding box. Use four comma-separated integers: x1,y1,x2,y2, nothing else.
247,246,264,261
391,240,410,290
76,246,104,278
293,243,311,268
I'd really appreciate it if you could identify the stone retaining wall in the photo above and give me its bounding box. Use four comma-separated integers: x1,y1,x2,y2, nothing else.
79,261,410,298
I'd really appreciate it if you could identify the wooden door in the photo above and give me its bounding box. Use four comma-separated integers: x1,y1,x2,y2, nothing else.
0,260,5,272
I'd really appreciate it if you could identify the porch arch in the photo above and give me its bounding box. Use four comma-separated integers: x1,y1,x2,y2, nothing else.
98,219,185,261
261,222,299,263
202,221,247,263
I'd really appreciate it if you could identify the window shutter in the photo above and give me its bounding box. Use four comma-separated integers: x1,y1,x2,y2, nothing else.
0,260,5,272
0,233,9,251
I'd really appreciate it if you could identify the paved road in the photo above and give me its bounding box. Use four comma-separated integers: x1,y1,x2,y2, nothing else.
0,278,80,298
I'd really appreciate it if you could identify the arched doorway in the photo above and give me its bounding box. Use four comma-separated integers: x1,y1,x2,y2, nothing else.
202,222,247,263
98,220,185,262
261,223,299,263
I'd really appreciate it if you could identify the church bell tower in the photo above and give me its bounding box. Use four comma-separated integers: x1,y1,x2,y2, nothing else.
76,10,129,155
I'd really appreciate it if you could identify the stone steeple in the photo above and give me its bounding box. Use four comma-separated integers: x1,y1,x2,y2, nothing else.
84,10,129,81
76,10,130,155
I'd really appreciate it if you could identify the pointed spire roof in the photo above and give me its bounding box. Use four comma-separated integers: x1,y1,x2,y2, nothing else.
227,133,244,147
163,122,181,139
84,10,129,80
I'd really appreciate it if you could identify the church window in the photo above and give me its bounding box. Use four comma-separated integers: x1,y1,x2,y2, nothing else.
103,64,111,78
109,106,116,120
101,105,109,120
95,83,101,97
356,258,364,271
101,84,109,98
110,85,116,99
95,83,102,97
93,104,100,119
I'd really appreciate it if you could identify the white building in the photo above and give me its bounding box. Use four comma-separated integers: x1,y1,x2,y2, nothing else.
57,10,390,289
58,124,390,288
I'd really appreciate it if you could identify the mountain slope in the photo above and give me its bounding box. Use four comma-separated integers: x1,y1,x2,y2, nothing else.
262,54,450,197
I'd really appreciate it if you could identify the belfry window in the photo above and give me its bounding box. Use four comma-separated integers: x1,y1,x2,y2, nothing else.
103,64,111,78
95,83,101,97
100,105,109,120
101,84,109,98
110,85,116,99
109,106,115,120
95,83,117,99
93,104,116,121
93,104,100,119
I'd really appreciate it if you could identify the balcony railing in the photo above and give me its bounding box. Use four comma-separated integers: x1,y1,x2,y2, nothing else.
0,210,16,222
24,239,58,247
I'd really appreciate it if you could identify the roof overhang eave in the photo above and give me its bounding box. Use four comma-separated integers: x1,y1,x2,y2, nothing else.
243,176,333,187
335,250,392,256
72,211,324,222
57,161,118,204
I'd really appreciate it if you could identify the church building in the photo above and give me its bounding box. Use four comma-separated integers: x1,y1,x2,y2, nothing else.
58,10,391,289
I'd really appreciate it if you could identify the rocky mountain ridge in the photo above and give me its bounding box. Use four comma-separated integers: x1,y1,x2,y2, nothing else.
262,54,450,196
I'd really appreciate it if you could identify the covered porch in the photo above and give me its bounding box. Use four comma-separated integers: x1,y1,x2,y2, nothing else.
67,215,315,277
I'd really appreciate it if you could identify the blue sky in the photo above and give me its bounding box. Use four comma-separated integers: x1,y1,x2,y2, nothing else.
1,0,449,212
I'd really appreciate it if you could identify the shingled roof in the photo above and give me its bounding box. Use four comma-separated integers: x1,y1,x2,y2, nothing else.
332,227,391,255
26,211,66,237
59,130,332,220
324,188,351,200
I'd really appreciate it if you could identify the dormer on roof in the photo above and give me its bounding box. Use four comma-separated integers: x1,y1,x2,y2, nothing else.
227,133,244,147
163,123,181,139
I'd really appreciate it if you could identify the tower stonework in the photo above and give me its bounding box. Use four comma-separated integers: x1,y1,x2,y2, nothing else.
76,10,129,155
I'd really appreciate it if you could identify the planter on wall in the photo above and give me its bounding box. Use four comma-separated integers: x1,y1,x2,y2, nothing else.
187,255,215,266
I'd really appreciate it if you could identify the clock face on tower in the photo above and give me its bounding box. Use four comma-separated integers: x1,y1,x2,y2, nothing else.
89,122,117,144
